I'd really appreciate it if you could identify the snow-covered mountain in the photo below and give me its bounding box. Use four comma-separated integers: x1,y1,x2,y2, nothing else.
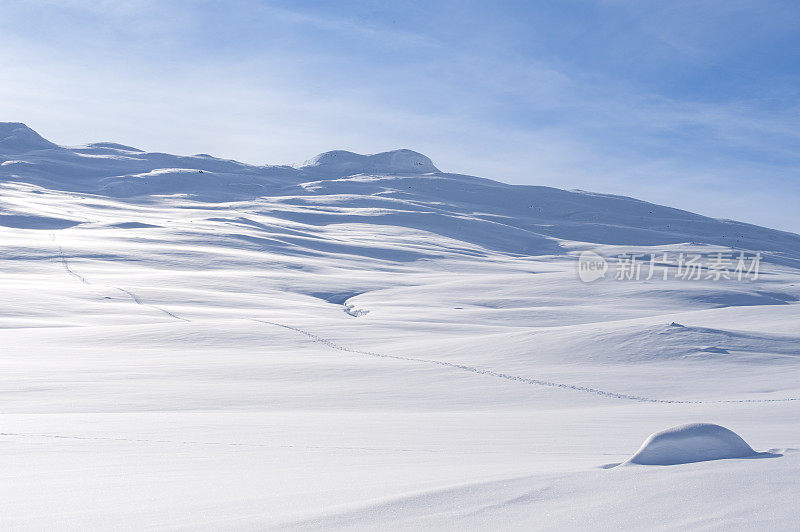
1,123,799,530
3,122,799,258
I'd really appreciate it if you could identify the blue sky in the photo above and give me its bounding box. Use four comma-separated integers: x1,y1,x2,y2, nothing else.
1,0,799,232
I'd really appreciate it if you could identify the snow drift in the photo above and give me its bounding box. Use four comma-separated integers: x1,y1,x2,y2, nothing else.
623,423,759,465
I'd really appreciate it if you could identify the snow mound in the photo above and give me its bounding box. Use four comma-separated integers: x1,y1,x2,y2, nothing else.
699,346,729,354
624,423,758,465
84,142,144,153
0,122,57,153
298,149,439,177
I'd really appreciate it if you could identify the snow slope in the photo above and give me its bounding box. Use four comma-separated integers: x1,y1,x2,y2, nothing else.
1,123,799,530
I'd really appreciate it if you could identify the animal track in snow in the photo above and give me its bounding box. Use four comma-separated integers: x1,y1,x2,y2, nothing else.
252,319,800,405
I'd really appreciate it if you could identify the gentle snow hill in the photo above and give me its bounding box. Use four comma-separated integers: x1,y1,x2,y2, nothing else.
1,122,798,260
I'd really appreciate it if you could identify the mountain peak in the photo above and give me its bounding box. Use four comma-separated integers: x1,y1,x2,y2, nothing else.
298,149,439,177
0,122,57,153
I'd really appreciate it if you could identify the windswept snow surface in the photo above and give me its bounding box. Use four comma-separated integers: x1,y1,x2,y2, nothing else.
2,124,800,530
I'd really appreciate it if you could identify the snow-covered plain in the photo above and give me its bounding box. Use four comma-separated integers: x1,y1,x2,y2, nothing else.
1,122,799,530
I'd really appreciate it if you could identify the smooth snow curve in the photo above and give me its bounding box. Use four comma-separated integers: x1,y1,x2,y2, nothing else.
624,423,759,465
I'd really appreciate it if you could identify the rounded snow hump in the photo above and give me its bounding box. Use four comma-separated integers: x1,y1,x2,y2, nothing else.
298,149,439,178
620,423,778,466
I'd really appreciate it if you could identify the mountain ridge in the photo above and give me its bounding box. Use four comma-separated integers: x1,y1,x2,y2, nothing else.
1,122,798,261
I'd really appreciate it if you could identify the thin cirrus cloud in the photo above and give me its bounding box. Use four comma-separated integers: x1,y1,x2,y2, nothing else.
0,0,799,232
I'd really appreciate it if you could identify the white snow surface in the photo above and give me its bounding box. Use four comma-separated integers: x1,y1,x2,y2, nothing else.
1,123,800,530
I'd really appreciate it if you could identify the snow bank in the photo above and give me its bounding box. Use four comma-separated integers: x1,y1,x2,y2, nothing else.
624,423,757,465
